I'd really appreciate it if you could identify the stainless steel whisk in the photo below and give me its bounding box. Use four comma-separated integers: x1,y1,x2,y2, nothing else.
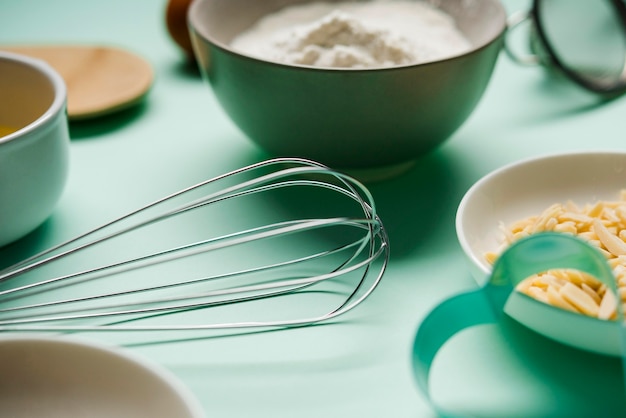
0,158,389,332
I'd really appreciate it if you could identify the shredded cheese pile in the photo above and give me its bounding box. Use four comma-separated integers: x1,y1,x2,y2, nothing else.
486,190,626,321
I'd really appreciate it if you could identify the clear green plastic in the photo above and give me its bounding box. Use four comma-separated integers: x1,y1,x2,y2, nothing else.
412,232,625,417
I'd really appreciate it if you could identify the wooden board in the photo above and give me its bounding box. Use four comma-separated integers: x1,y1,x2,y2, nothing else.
2,45,154,120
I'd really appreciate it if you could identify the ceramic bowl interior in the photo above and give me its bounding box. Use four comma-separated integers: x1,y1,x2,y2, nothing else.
188,0,507,170
456,151,626,356
0,55,59,133
0,336,204,418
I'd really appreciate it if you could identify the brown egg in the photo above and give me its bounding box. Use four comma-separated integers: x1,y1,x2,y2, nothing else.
165,0,195,60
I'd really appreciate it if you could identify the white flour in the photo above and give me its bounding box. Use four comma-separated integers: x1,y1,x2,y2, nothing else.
230,1,471,69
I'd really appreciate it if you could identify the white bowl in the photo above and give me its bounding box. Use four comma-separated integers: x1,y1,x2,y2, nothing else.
0,51,70,247
456,151,626,356
0,335,205,418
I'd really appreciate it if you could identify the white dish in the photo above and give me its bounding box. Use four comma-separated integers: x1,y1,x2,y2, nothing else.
0,335,205,418
456,151,626,356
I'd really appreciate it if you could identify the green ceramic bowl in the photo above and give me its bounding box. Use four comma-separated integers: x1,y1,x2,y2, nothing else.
188,0,506,170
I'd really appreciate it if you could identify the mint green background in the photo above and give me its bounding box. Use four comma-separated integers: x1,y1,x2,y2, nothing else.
1,0,626,416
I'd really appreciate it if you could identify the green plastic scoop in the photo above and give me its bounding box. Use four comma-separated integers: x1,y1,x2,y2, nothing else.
412,232,626,417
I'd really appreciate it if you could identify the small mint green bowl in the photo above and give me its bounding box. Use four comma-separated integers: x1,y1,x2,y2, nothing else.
188,0,506,170
0,51,70,247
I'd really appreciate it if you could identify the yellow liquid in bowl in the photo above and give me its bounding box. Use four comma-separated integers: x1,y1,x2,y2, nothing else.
0,125,19,138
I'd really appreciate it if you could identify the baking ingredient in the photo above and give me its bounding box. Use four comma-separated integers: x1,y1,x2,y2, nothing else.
486,191,626,321
230,1,471,69
0,125,18,138
165,0,195,60
515,269,617,320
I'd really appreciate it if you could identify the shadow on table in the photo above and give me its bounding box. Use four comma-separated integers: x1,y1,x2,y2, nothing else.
499,316,626,418
432,314,626,418
167,58,201,79
366,148,465,260
510,70,622,126
69,102,150,140
212,146,468,262
0,217,58,271
210,147,466,261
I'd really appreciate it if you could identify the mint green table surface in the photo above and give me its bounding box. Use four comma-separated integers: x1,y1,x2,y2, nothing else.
2,0,626,416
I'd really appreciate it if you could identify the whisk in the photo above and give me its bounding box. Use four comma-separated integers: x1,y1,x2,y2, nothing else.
0,158,389,332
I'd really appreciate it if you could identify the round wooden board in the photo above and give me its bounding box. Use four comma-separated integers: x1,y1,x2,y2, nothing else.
1,45,154,120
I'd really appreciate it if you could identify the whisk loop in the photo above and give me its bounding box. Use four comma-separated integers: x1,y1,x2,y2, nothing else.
0,158,389,332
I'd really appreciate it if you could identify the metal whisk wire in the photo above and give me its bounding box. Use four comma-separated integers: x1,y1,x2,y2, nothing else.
0,158,389,332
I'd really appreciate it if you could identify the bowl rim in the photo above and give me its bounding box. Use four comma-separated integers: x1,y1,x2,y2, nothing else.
0,334,206,417
0,51,67,146
455,149,626,280
187,0,508,72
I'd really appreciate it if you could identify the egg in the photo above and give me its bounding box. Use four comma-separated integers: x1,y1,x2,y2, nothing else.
0,125,18,138
166,0,195,60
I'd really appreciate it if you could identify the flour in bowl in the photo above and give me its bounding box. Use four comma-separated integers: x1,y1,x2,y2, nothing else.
230,0,472,69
